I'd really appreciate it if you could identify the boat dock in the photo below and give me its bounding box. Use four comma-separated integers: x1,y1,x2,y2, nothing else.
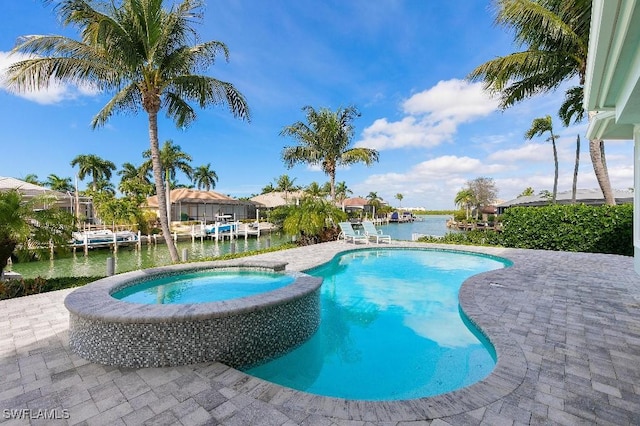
70,222,275,255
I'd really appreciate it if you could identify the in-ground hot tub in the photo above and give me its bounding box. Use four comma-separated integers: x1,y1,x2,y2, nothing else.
64,260,322,368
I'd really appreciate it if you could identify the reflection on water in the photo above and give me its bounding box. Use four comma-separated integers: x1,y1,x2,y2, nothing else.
244,249,508,400
10,234,289,279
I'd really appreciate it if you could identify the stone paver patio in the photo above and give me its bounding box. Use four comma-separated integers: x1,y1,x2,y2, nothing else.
1,241,639,425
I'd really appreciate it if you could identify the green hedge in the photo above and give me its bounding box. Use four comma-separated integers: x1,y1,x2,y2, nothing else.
500,204,633,255
0,276,101,300
418,204,633,256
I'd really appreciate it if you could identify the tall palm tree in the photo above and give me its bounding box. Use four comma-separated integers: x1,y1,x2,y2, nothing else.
366,191,383,218
142,140,194,188
395,193,404,208
274,174,299,203
192,163,218,191
468,0,615,205
304,181,328,198
7,0,250,262
142,140,193,226
45,174,74,192
334,181,352,205
454,188,474,220
70,154,116,192
118,162,153,199
525,115,559,203
281,105,379,202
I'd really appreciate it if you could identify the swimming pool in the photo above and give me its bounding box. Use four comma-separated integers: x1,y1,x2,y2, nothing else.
111,270,295,304
243,248,510,400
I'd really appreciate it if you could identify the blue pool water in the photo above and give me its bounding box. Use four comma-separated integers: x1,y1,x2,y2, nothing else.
112,270,295,304
243,249,509,400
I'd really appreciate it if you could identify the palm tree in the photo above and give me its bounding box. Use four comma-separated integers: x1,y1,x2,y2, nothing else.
143,140,194,188
366,191,383,218
395,193,404,208
304,181,328,198
142,140,193,227
454,188,474,220
261,183,275,194
281,105,379,202
572,134,580,203
7,0,250,262
468,0,615,205
274,174,300,202
45,174,74,192
23,174,40,185
118,162,153,200
525,115,559,203
518,187,535,197
334,181,352,205
70,154,116,192
192,164,218,191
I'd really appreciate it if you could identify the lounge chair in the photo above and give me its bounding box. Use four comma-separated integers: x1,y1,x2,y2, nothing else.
362,221,392,243
338,222,368,244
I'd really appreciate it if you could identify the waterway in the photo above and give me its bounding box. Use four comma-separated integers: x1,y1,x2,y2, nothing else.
9,215,455,279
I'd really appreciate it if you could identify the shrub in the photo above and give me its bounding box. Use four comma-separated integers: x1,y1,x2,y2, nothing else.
418,204,633,256
0,276,101,300
500,204,632,255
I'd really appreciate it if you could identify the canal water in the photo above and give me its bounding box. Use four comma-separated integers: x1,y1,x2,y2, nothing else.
9,215,453,279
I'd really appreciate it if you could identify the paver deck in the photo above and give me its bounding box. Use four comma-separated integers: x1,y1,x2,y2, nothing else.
1,241,639,425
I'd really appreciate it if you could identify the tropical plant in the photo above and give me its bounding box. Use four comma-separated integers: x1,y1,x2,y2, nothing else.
539,189,553,200
304,181,329,198
281,105,379,202
366,192,383,217
192,163,218,191
142,140,194,189
0,190,75,279
45,174,74,192
70,154,116,192
7,0,250,262
454,188,474,220
467,0,615,204
260,183,275,194
334,181,352,204
282,198,347,245
23,174,41,185
518,187,535,197
525,115,559,203
118,162,153,201
395,193,404,208
273,174,300,203
92,192,141,226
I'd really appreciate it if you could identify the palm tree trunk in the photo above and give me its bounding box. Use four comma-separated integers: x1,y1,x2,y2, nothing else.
587,112,616,205
148,112,179,262
330,174,336,202
572,135,580,203
552,138,558,204
589,138,616,205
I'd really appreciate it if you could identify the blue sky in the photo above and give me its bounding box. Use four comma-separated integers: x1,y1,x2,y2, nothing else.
0,1,633,209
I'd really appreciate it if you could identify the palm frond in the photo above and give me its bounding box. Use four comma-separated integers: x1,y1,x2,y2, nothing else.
92,83,141,128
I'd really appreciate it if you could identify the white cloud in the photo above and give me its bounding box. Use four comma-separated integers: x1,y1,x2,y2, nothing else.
353,155,508,208
356,79,500,151
0,51,99,104
488,143,551,163
402,79,500,122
